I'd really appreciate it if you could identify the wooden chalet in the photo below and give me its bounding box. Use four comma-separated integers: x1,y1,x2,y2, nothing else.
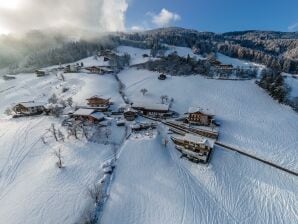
124,108,137,121
12,102,45,115
132,101,170,117
85,66,114,75
72,108,104,123
64,64,81,73
98,49,115,62
171,133,215,163
86,96,110,108
187,107,214,126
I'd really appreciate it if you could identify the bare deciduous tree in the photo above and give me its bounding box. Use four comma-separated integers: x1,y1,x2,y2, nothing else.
140,88,148,96
67,97,73,107
48,93,58,104
47,123,58,141
60,73,65,81
58,129,65,142
41,136,47,144
87,183,103,204
54,148,63,168
67,125,79,140
160,95,168,104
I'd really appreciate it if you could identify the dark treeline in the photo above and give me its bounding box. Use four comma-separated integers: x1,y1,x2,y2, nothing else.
122,28,298,73
217,43,298,73
256,69,289,103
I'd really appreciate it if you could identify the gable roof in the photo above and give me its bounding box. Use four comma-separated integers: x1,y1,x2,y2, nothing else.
132,101,169,111
73,108,95,116
188,107,214,116
18,102,45,108
178,133,215,148
86,95,109,101
89,112,105,120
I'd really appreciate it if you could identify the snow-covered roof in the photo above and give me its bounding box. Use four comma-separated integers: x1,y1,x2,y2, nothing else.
132,101,169,111
73,108,95,116
175,133,215,148
90,112,105,120
188,107,214,116
86,95,109,100
18,102,45,108
124,107,137,113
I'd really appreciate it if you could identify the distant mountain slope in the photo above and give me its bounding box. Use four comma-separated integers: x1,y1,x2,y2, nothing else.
1,27,297,74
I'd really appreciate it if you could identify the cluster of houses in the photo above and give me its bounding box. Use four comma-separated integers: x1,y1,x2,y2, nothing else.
169,107,219,164
10,93,218,164
34,49,119,77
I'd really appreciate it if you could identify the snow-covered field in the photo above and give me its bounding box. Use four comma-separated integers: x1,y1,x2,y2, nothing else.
0,47,298,224
101,130,298,224
217,53,265,69
0,71,124,223
118,68,298,171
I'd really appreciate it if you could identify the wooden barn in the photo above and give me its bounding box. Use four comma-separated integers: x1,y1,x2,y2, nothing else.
171,133,215,163
187,107,214,126
86,96,110,108
72,108,104,123
13,102,45,115
132,101,170,117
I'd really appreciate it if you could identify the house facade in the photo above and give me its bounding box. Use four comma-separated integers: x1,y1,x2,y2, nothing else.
171,133,214,163
132,102,170,117
187,107,214,126
86,96,110,108
124,108,137,121
13,102,45,115
72,108,104,123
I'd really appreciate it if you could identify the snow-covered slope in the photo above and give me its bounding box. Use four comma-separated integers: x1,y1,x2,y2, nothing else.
283,73,298,99
217,53,265,69
101,131,298,224
165,45,204,59
0,70,124,223
118,68,298,170
116,46,152,65
1,50,298,224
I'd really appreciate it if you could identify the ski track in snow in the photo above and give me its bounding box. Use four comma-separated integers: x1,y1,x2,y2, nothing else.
0,118,45,200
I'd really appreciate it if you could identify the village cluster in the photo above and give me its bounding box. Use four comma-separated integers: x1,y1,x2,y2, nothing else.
7,48,221,165
10,89,220,164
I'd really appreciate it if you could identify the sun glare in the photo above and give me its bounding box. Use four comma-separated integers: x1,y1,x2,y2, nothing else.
0,0,19,9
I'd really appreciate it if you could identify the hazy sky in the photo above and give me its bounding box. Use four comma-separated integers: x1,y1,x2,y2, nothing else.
0,0,298,34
